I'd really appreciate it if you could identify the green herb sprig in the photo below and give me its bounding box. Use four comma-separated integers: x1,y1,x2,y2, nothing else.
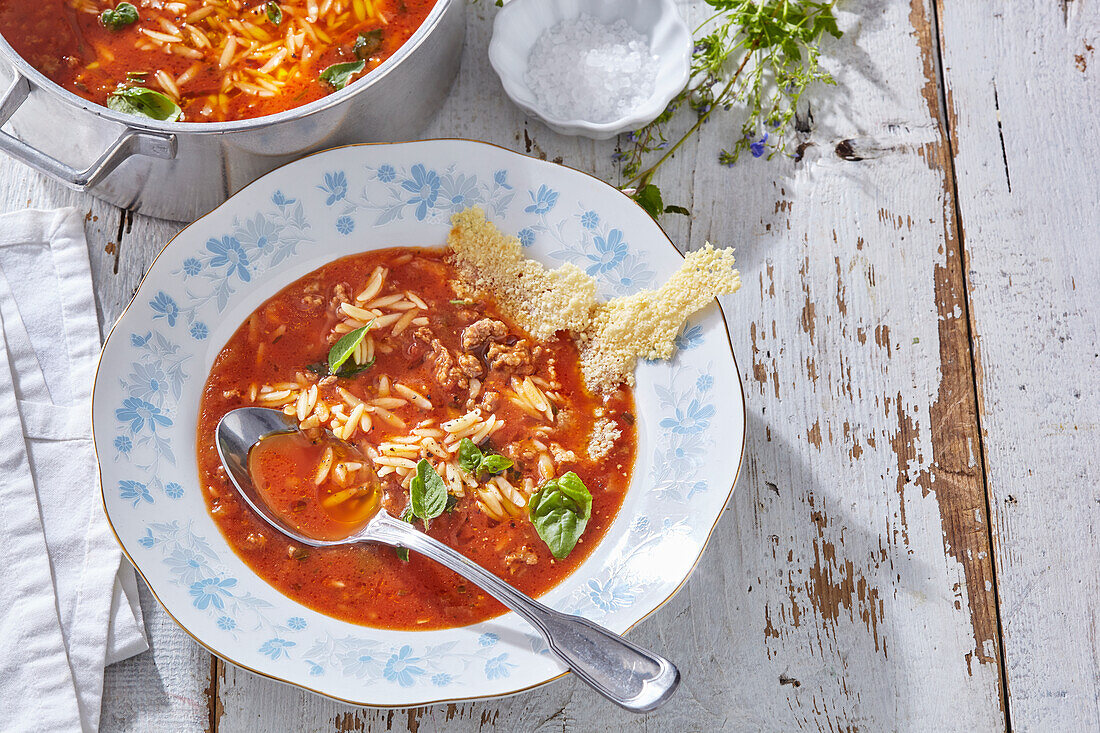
100,2,138,31
620,0,842,217
308,322,375,378
528,472,592,559
457,438,513,478
319,60,365,90
107,86,181,122
395,460,456,560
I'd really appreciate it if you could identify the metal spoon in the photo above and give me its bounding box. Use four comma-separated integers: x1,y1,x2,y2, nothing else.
216,406,679,712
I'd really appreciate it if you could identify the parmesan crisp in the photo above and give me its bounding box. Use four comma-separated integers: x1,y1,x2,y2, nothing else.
447,208,741,392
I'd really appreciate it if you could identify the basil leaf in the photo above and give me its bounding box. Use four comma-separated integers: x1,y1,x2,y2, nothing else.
353,29,384,60
395,506,415,561
410,459,447,524
319,60,365,90
100,2,138,31
457,437,513,476
107,86,182,122
327,323,370,374
334,356,374,379
265,1,282,25
479,453,513,475
444,493,459,513
457,438,483,474
528,472,592,559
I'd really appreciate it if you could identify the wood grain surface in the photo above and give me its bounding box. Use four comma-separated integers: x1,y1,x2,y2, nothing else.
935,1,1100,730
0,0,1091,730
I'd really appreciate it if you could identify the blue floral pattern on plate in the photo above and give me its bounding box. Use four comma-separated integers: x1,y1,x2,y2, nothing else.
93,140,744,707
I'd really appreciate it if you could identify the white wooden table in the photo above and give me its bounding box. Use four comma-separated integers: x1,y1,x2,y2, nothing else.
4,0,1095,730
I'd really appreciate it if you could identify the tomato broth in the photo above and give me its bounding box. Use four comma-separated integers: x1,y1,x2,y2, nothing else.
197,248,636,629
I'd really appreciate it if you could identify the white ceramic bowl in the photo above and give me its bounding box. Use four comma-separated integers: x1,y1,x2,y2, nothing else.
94,140,745,706
488,0,692,140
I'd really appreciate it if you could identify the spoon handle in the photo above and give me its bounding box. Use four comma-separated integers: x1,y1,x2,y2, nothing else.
366,511,680,712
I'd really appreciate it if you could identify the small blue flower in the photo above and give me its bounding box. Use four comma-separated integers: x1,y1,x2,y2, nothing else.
259,637,296,660
190,322,209,340
149,292,179,327
319,171,348,206
493,169,511,189
580,210,599,230
587,577,637,612
236,213,278,255
383,645,425,687
377,164,396,183
478,632,498,647
660,399,716,434
630,515,650,534
137,528,155,549
182,257,202,276
166,547,207,583
517,227,535,247
484,653,515,680
438,172,483,212
114,435,133,454
675,324,705,350
125,362,167,403
287,616,307,631
119,480,153,508
586,228,628,276
206,236,251,282
608,255,655,292
272,190,294,206
401,164,440,221
750,133,769,158
335,216,355,235
688,480,708,498
217,616,236,631
307,662,324,676
525,184,559,215
165,482,184,499
342,651,375,678
696,374,714,392
130,332,150,347
431,673,452,686
116,397,172,433
189,577,237,611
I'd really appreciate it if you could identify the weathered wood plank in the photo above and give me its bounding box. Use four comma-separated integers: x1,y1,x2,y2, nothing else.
935,1,1100,729
213,1,1007,731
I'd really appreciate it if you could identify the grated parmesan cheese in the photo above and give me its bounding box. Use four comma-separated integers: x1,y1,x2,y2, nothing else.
447,208,741,392
588,418,622,461
448,208,597,340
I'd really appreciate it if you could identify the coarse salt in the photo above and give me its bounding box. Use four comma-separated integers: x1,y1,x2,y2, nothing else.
525,15,659,124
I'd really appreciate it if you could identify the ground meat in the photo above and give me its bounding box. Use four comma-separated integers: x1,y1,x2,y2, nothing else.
329,282,352,313
458,353,484,379
318,375,337,387
486,340,534,375
504,546,538,573
298,293,325,315
427,338,468,392
461,318,508,351
478,390,501,413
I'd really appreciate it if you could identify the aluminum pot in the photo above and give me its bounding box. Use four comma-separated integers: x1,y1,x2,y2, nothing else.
0,0,464,221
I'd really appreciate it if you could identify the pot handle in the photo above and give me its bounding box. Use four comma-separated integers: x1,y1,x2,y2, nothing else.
0,73,177,190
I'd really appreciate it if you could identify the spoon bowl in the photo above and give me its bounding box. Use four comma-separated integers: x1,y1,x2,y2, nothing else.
215,406,680,712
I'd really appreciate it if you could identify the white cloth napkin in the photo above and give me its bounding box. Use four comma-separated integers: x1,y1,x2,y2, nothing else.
0,208,148,733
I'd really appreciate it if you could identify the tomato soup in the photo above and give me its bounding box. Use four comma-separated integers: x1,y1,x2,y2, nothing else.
196,248,636,629
0,0,437,122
